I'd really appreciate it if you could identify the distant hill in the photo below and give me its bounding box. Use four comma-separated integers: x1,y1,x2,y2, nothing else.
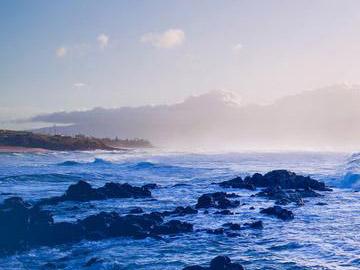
0,130,152,151
29,85,360,150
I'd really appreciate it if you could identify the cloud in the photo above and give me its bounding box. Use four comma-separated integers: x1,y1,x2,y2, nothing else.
97,34,109,49
233,43,243,53
73,82,86,88
56,47,67,57
141,29,185,48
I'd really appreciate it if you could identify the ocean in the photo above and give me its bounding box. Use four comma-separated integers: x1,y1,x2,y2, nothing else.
0,150,359,269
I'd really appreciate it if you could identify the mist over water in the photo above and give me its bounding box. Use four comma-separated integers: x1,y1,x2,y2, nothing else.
28,85,360,152
0,149,359,269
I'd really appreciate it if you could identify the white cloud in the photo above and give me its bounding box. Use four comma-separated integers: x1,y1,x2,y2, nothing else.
73,82,86,88
97,34,109,49
141,29,185,48
233,43,243,53
56,47,67,58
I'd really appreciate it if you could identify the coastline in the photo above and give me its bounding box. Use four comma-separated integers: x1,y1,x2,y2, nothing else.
0,145,48,153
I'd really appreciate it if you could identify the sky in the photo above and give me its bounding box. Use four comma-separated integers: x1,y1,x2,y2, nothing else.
2,0,360,127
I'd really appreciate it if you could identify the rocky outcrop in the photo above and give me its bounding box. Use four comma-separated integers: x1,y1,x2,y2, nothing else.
183,255,244,270
0,197,193,254
219,170,331,191
195,192,240,209
260,206,294,220
219,176,256,190
37,180,151,205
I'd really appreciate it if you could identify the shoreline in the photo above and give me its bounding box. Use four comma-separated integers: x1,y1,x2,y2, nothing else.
0,146,49,153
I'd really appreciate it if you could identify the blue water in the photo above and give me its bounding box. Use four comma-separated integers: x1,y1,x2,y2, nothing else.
0,150,359,269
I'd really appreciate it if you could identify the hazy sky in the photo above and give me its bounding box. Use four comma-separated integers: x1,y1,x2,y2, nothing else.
2,0,360,123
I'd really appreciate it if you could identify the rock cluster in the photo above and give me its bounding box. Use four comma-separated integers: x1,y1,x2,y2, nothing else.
219,170,331,191
0,169,331,260
38,180,152,205
0,196,193,254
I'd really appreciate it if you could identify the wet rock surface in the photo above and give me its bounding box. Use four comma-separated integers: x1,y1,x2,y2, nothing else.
183,255,244,270
0,196,193,254
260,206,294,220
219,170,331,191
37,180,152,205
195,192,240,209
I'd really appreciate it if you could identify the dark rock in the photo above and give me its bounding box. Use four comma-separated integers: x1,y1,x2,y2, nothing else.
206,228,224,235
129,207,144,214
223,223,241,230
315,202,328,206
196,192,240,209
219,176,256,190
151,220,193,235
183,256,244,270
0,197,195,254
142,183,158,189
80,211,119,238
37,180,152,206
220,170,331,191
41,262,57,269
296,187,323,198
108,213,163,238
196,194,213,208
260,206,294,220
257,186,304,205
210,256,231,268
183,266,207,270
84,257,103,267
48,222,85,244
97,182,151,198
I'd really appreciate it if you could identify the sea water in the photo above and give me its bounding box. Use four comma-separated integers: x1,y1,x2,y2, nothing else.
0,150,359,269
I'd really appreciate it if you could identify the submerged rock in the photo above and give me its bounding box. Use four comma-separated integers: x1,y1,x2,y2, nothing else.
260,206,294,220
196,192,240,209
37,180,151,205
183,255,244,270
129,207,144,214
84,257,103,267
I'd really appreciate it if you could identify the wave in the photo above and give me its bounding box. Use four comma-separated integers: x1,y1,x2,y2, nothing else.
0,173,83,183
130,161,159,169
128,161,200,171
58,160,82,166
336,173,360,189
57,158,112,166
